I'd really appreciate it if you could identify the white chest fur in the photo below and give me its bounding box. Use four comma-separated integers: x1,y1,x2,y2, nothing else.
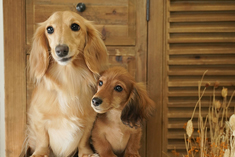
105,110,131,153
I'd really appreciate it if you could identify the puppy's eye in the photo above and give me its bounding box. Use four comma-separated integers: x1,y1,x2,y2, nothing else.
98,81,103,86
47,26,54,34
114,85,123,92
71,23,80,31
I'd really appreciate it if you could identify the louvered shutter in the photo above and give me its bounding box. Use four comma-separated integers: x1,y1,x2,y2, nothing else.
165,0,235,155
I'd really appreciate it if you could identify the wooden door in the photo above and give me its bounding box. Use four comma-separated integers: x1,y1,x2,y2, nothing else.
148,0,235,156
4,0,148,156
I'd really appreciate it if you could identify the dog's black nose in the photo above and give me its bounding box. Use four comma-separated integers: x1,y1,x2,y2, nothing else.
92,97,103,106
55,45,69,57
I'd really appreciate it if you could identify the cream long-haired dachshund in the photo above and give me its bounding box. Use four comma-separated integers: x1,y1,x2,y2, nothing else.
26,11,107,157
91,67,155,157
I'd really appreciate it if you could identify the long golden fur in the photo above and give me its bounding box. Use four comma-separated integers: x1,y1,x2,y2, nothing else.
27,11,107,157
91,67,155,157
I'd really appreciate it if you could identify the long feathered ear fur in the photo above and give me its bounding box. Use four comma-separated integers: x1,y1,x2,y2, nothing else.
84,21,108,75
29,23,49,82
121,83,155,128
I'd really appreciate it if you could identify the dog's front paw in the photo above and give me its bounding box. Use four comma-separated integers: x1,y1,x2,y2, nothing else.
78,148,94,157
81,153,100,157
30,155,48,157
124,154,140,157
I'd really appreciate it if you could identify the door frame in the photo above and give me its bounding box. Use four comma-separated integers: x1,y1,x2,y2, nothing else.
1,0,5,156
147,0,165,156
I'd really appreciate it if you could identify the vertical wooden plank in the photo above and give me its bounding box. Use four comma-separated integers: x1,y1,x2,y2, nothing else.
0,0,5,156
3,0,26,156
128,0,136,46
163,0,170,155
135,0,147,82
147,0,165,156
135,0,147,156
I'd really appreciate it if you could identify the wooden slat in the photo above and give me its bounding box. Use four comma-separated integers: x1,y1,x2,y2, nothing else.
168,59,235,65
169,33,235,43
169,27,235,33
170,22,235,33
168,123,198,129
3,0,26,156
170,2,235,11
168,111,208,118
168,101,211,108
167,132,195,139
167,144,187,150
169,11,235,22
170,43,235,51
168,90,235,97
167,67,235,76
168,38,235,43
169,70,235,76
168,81,235,87
168,49,235,55
168,75,235,83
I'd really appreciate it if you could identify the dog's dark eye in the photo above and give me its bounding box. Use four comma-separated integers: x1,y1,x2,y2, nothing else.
114,85,123,92
98,81,103,86
47,26,54,34
71,23,80,31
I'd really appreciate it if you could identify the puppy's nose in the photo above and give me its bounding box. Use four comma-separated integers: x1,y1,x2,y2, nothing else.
92,97,103,106
55,45,69,57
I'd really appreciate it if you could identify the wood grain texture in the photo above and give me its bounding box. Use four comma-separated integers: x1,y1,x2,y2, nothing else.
147,0,165,156
134,1,147,156
26,1,136,46
3,0,27,156
166,0,235,155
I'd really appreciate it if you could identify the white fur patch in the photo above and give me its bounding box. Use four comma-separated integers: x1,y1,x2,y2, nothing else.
47,118,83,156
89,153,100,157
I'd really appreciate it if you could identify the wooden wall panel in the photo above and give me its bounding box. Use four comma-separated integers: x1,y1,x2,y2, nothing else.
3,0,26,156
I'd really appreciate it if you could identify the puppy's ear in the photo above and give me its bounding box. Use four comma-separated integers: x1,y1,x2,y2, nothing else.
29,23,49,82
121,83,155,128
84,21,108,75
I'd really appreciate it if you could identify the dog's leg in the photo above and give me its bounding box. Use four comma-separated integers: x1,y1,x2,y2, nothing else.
78,115,96,157
92,133,117,157
123,129,142,157
30,123,50,157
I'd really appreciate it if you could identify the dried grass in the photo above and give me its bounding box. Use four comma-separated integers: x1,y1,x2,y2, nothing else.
167,71,235,157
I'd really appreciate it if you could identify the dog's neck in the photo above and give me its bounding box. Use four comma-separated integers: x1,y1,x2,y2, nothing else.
43,57,97,97
105,109,123,125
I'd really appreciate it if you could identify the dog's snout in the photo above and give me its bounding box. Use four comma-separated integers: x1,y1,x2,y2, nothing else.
92,97,103,106
55,45,69,57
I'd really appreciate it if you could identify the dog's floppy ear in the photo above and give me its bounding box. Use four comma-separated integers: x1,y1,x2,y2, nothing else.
121,83,155,128
29,23,49,82
84,21,108,75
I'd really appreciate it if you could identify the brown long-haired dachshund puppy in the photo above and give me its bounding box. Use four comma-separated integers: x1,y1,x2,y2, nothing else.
26,11,107,157
91,67,155,157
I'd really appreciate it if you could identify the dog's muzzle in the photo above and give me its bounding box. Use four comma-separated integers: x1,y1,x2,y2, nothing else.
55,44,69,57
92,97,103,107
